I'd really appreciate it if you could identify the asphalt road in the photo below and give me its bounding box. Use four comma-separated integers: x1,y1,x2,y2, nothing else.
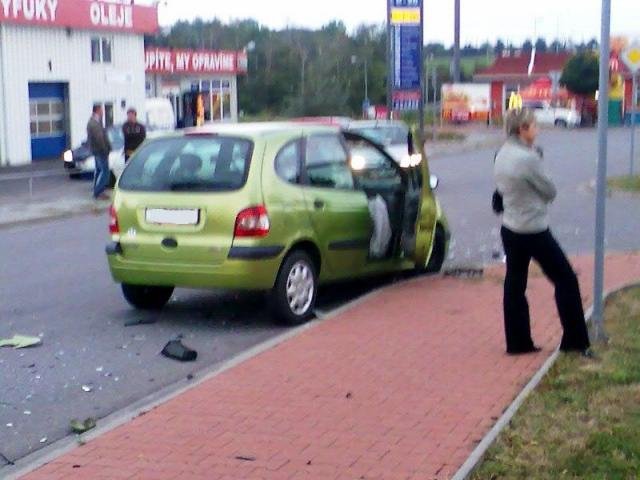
432,127,640,266
1,128,639,468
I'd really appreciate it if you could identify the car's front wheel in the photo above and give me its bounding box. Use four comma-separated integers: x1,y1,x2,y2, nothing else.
272,251,317,326
121,284,174,310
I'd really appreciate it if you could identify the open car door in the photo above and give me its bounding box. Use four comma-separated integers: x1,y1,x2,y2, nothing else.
401,127,439,270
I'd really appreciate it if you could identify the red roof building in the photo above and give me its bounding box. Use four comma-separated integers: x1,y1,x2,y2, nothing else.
474,52,573,121
475,50,638,123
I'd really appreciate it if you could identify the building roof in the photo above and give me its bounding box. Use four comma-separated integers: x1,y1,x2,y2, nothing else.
475,52,572,80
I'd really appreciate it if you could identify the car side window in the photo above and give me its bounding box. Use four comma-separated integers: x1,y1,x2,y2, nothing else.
304,134,354,190
345,137,402,190
275,140,302,184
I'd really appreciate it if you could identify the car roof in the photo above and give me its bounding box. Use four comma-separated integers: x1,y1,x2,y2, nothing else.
180,122,340,139
346,120,409,129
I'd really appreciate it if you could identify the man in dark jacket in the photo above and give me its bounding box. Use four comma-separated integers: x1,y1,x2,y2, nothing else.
87,104,112,199
122,107,146,162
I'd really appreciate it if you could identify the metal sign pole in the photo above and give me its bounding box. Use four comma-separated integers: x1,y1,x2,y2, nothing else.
386,0,393,119
418,1,425,138
631,73,637,176
592,0,611,342
432,65,437,141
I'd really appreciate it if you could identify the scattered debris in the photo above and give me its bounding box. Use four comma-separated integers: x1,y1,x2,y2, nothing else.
186,374,194,381
235,455,256,462
6,423,13,428
39,437,47,444
443,267,484,278
133,334,146,342
81,385,93,393
96,366,104,373
72,465,81,469
23,410,31,415
161,339,197,362
70,418,97,434
124,317,157,327
307,460,312,466
0,335,42,349
345,392,353,399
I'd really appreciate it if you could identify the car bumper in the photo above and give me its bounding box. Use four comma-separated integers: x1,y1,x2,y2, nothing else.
106,242,284,291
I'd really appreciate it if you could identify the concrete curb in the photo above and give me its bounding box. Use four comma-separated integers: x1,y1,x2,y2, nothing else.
1,280,393,479
0,204,109,230
451,280,640,480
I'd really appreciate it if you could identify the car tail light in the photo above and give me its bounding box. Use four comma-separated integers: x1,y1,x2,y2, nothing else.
109,205,120,235
234,206,270,238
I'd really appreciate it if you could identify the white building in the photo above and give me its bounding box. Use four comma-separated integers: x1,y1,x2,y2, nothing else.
0,0,158,166
144,47,248,127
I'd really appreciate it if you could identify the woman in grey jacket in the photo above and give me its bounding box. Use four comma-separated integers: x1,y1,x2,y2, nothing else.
494,109,591,356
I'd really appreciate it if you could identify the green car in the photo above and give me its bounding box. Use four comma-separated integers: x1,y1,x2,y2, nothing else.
106,123,449,324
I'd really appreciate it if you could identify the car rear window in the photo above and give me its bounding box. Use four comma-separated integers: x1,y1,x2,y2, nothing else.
118,136,253,192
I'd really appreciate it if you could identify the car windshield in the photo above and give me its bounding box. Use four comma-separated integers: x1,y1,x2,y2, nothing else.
107,126,125,150
350,125,409,146
118,136,253,192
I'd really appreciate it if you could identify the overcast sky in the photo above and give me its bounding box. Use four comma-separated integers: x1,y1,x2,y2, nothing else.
155,0,638,45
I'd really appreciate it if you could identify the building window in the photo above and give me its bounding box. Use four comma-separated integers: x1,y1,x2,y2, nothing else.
91,37,112,63
94,101,115,127
29,99,65,137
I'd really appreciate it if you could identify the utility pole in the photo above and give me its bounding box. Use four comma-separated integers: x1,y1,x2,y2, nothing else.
592,0,611,342
452,0,461,83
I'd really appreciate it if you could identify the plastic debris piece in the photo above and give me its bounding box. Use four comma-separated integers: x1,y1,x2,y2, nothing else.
6,423,13,428
70,418,96,434
235,456,256,462
96,367,103,373
81,385,93,393
39,437,47,444
0,335,42,349
23,410,31,415
161,340,197,362
124,317,157,327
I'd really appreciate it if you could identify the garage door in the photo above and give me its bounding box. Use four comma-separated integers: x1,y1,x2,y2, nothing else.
28,83,68,161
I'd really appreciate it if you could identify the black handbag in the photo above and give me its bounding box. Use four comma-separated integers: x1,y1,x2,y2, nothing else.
492,190,504,214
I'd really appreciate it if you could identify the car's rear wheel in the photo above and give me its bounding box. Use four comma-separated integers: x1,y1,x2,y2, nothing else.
121,284,174,310
272,251,317,325
424,225,447,274
555,119,568,128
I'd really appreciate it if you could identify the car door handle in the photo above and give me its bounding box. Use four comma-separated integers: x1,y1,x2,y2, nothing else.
313,199,325,210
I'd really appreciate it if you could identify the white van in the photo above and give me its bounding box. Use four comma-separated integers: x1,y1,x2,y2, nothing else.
144,97,176,134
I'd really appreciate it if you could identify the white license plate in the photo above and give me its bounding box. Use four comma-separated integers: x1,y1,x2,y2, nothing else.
145,208,199,225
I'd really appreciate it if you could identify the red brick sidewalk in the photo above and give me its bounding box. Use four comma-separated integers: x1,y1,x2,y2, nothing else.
21,253,640,480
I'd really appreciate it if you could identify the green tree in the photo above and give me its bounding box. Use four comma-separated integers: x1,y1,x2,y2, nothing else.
561,52,600,95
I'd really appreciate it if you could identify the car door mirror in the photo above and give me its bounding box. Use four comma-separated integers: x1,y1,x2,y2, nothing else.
429,175,439,190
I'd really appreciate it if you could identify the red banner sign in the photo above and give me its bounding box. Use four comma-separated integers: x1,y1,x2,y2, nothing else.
145,48,248,75
0,0,158,34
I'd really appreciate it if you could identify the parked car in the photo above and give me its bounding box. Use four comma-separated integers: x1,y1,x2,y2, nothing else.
106,123,450,325
346,120,439,189
63,125,125,186
525,101,581,128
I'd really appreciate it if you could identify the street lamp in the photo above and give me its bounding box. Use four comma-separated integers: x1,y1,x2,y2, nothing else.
351,55,370,118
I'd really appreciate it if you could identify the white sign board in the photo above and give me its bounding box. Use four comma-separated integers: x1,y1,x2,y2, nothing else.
621,43,640,73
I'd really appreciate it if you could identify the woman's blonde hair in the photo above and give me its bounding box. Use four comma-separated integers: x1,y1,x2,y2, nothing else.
505,108,536,137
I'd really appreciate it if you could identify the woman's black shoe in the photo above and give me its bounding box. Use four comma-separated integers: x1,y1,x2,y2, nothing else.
507,346,542,355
